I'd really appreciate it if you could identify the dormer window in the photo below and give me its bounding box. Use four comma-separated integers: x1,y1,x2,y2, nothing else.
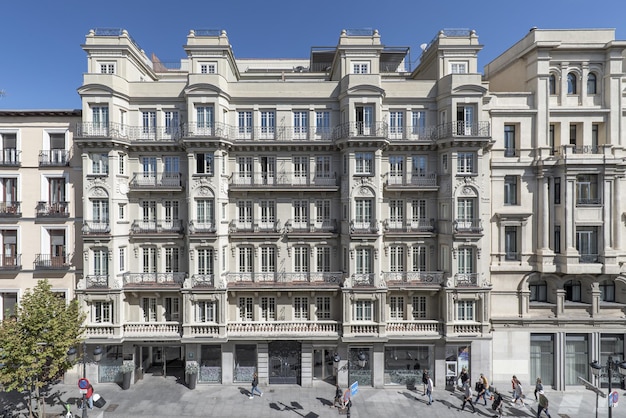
450,62,468,74
99,63,115,74
200,62,217,74
352,62,370,74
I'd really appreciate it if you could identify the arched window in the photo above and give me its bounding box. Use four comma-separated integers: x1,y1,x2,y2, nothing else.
567,73,577,94
600,280,615,302
549,74,556,95
529,281,547,302
564,280,581,302
587,73,597,95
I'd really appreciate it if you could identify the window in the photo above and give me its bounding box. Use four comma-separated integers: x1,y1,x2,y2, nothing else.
457,152,475,174
92,106,109,130
164,297,180,321
389,156,404,183
356,247,373,275
293,297,309,320
90,153,108,175
554,225,561,254
355,105,373,135
554,177,561,205
0,133,17,165
92,249,108,276
315,111,331,137
576,174,599,205
197,106,214,131
293,200,309,229
355,199,373,225
293,156,309,184
237,157,253,184
92,301,112,323
564,280,582,302
195,153,214,175
587,73,597,95
411,111,426,136
260,110,275,138
48,229,66,267
164,111,179,135
549,124,555,155
293,111,308,137
239,246,253,273
314,199,331,227
142,297,157,322
549,74,556,95
260,246,276,273
389,296,404,320
197,248,214,275
239,297,253,321
504,125,516,157
200,62,217,74
504,175,518,205
412,296,427,319
389,246,405,273
196,199,214,225
237,200,253,227
450,62,468,74
195,300,216,322
316,246,331,273
576,227,598,263
412,245,427,272
354,300,373,321
600,281,615,302
530,281,548,302
142,111,156,136
389,200,404,227
592,124,599,151
165,248,179,273
389,111,404,136
456,300,474,321
412,155,427,177
457,198,475,225
119,247,125,272
567,73,577,94
457,247,475,279
238,111,253,137
294,246,310,273
0,292,17,320
352,62,369,74
505,226,519,261
442,154,448,172
261,297,276,321
99,63,115,74
569,124,577,146
260,200,275,229
118,153,125,175
316,296,331,320
142,247,157,273
355,152,374,174
118,203,125,220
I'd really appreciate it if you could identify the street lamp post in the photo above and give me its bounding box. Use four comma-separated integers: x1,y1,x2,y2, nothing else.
589,355,626,418
67,343,102,418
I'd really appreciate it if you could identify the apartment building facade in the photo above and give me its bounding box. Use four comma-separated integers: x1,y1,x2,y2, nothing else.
0,110,82,323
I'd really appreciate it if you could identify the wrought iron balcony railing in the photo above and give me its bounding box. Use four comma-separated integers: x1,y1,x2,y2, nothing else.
386,173,437,188
432,121,490,140
130,219,184,234
225,271,342,284
188,220,216,234
76,122,181,141
453,219,483,233
228,219,281,233
0,201,21,217
230,172,338,187
382,271,444,285
0,149,20,166
129,172,182,188
123,272,186,286
454,273,480,287
350,220,379,234
82,220,110,234
36,201,69,217
383,219,436,233
34,254,71,269
39,150,69,166
0,254,21,270
333,121,388,139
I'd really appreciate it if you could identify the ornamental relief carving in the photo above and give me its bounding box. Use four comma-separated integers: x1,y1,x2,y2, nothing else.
87,186,109,198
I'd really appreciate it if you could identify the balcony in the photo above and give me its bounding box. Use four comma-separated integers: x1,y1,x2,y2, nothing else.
383,219,435,233
385,173,438,190
284,219,337,234
85,274,111,288
453,219,483,234
350,273,375,287
228,219,281,234
129,172,183,190
36,201,69,217
382,271,444,287
227,321,340,338
225,271,343,286
82,220,110,234
123,322,182,338
432,121,490,140
454,273,481,287
34,254,71,269
350,220,379,235
130,219,184,234
333,121,388,139
0,202,21,217
0,254,21,271
39,150,69,166
229,172,338,189
0,149,20,166
76,122,181,142
123,272,186,288
188,220,216,234
188,274,216,288
385,320,441,335
182,122,334,142
387,126,435,141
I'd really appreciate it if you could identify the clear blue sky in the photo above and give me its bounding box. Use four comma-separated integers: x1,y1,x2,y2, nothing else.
1,0,625,109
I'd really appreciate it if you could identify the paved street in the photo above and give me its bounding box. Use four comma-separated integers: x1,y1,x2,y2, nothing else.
2,375,625,417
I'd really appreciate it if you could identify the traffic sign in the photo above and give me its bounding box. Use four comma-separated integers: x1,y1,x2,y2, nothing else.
609,391,619,407
350,381,359,396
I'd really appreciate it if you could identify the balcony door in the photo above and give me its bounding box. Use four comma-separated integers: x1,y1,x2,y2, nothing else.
2,230,16,267
49,230,66,267
457,105,474,135
260,156,275,185
355,106,373,136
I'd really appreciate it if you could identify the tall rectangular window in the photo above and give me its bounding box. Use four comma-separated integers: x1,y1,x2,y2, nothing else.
389,111,404,136
531,334,554,386
389,296,404,320
389,246,405,273
239,247,253,273
355,152,374,174
197,106,214,130
260,200,275,228
549,124,555,155
576,174,599,205
315,156,332,179
505,226,519,261
504,125,516,157
456,300,474,321
389,156,404,183
142,247,157,273
294,246,310,273
504,175,518,205
164,111,179,134
164,297,180,321
412,155,427,177
196,199,214,224
293,111,308,137
412,296,427,319
261,297,276,321
354,300,373,321
411,111,426,136
165,247,179,273
315,111,331,138
355,199,373,225
196,153,214,175
142,297,157,322
238,111,253,137
197,248,214,275
356,248,372,274
457,152,475,174
119,247,125,272
142,111,156,135
316,246,331,272
92,301,112,323
412,245,427,272
293,297,309,320
91,153,109,175
554,177,561,204
554,225,561,254
239,297,253,321
293,200,309,228
565,334,588,385
316,296,331,320
196,301,216,322
260,246,276,273
260,110,275,138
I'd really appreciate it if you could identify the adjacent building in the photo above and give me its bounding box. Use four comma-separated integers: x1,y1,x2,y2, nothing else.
3,26,625,392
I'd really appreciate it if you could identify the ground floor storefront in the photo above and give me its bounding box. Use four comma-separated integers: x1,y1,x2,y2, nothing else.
77,338,492,389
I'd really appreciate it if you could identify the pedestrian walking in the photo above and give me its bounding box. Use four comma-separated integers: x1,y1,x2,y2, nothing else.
481,373,493,400
333,384,342,407
536,390,552,418
474,378,487,406
460,382,476,413
426,374,434,405
458,367,469,389
422,370,430,396
249,372,263,399
534,377,544,400
511,375,525,406
491,388,504,418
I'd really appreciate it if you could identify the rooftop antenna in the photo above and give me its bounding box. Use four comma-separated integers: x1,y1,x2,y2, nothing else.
420,43,428,52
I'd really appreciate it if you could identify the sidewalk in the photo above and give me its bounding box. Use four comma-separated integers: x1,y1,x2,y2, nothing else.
3,377,624,417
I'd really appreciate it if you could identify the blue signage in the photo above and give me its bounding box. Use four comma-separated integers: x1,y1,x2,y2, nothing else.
350,381,359,396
